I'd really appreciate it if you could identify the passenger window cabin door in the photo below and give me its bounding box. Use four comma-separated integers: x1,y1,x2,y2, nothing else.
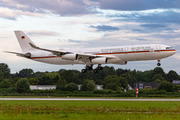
124,47,128,54
156,46,161,52
41,52,45,58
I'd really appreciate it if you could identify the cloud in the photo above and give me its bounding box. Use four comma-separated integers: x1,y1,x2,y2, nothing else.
67,39,82,43
0,7,43,20
0,0,97,16
90,25,120,31
140,24,166,28
113,10,180,25
27,30,60,36
93,0,180,11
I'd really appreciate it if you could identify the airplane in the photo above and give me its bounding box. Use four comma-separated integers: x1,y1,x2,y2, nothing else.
5,31,176,73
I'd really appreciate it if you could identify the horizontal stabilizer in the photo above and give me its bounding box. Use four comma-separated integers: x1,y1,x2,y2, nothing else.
4,51,26,57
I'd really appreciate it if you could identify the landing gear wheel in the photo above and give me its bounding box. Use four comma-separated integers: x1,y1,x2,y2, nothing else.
81,69,87,73
93,69,99,73
157,63,161,66
86,66,93,70
98,67,103,70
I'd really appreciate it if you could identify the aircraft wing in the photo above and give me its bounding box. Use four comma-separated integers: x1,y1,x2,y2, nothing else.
29,43,118,59
29,43,71,55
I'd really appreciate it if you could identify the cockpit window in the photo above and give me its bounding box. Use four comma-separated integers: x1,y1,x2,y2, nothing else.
166,47,172,49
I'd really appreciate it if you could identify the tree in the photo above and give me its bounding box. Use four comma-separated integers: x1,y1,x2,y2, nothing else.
65,83,78,92
152,67,166,78
121,73,137,85
0,63,10,78
39,72,60,85
158,81,173,92
152,74,164,82
28,78,39,85
19,69,34,78
153,79,161,83
15,78,30,93
103,75,121,91
11,77,21,86
116,68,129,77
119,77,128,90
0,79,11,88
166,70,178,82
61,70,81,84
81,80,96,91
173,85,180,92
34,71,45,78
56,77,67,91
86,81,96,91
95,79,103,85
105,83,121,91
0,70,4,82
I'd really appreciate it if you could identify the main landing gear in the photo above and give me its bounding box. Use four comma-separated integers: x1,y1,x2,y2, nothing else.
157,59,161,66
81,64,103,73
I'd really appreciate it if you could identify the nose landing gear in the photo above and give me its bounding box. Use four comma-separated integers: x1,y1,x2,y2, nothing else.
157,59,161,66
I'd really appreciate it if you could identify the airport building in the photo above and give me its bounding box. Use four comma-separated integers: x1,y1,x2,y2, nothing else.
30,85,57,90
30,85,103,90
134,82,159,89
172,80,180,85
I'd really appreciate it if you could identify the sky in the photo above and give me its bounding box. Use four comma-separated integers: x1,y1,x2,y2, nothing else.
0,0,180,74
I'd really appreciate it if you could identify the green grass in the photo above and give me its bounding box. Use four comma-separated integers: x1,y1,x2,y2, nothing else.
0,101,180,120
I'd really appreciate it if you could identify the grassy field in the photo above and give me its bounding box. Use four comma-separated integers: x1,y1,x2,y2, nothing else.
0,100,180,120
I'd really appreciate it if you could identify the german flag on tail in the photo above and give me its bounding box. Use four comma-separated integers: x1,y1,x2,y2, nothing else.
21,36,25,39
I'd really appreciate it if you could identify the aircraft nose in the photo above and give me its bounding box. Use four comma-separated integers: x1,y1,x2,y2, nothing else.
173,49,176,55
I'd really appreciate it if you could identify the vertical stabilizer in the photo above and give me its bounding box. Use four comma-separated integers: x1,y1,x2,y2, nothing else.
14,31,37,53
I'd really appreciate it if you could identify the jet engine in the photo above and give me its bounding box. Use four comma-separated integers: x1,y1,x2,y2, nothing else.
91,57,107,64
24,53,31,58
61,54,78,60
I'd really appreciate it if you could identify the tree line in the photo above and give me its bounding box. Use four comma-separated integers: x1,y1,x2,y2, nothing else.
0,63,180,93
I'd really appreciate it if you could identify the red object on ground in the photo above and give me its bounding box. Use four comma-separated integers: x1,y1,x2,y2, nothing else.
136,88,139,95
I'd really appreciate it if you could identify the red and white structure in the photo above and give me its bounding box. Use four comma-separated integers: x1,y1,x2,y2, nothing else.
136,88,139,97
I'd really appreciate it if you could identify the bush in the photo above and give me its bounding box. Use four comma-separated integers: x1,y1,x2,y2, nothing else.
0,79,11,88
173,84,180,92
15,78,30,93
93,90,106,94
81,80,96,91
105,83,121,91
65,83,78,92
158,81,173,92
56,78,67,91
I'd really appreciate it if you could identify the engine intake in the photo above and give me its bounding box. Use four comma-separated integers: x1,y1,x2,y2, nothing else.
61,54,78,60
91,58,107,64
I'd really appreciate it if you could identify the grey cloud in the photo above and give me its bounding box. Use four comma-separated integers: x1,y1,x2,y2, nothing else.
92,0,180,11
141,24,166,28
90,25,120,31
112,10,180,24
67,39,82,43
131,29,145,32
1,0,95,16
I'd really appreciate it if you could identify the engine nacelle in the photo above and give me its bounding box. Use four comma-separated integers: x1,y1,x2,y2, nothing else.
115,61,127,65
61,54,78,60
24,53,31,58
91,57,107,64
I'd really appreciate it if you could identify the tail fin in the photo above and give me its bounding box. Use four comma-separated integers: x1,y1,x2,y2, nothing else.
14,31,37,53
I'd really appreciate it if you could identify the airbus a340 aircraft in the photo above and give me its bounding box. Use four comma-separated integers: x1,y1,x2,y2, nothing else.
6,31,176,73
